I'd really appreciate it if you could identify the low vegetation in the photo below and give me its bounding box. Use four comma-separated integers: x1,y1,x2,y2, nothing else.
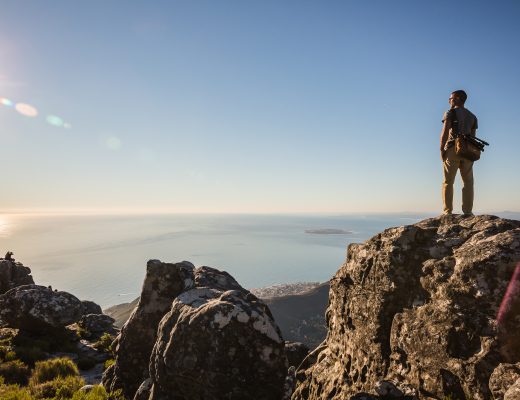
92,334,114,355
0,329,121,399
29,358,79,386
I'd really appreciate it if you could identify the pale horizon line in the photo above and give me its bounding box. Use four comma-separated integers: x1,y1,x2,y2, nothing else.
1,207,518,217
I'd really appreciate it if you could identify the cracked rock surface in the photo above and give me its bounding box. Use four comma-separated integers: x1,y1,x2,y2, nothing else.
292,215,520,400
0,259,34,295
103,260,287,400
0,284,83,331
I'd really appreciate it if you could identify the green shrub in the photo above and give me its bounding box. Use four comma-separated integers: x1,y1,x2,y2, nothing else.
31,375,85,399
71,385,107,400
107,388,124,400
70,386,125,400
93,334,114,354
76,326,91,340
0,360,31,385
0,345,9,360
30,357,79,385
103,359,114,371
0,328,17,344
0,383,32,400
5,350,18,362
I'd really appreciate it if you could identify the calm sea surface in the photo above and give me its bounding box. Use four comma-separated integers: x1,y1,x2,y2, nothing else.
0,213,431,308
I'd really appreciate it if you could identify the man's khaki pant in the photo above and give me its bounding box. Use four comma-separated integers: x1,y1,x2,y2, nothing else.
442,146,474,214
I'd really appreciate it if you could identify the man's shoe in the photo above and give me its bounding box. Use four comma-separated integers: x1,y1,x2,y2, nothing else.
463,212,474,217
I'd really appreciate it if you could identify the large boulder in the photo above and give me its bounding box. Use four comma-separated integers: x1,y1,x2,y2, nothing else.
292,215,520,400
0,259,34,295
102,260,196,398
0,284,84,331
104,261,287,400
81,300,103,316
78,314,116,336
146,269,287,399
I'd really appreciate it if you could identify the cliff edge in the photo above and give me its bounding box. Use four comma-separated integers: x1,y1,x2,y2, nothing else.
292,214,520,400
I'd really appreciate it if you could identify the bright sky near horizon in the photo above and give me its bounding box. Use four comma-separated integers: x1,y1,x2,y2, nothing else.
1,0,519,214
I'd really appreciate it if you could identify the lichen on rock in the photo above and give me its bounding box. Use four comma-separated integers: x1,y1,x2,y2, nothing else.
103,260,287,400
292,215,520,400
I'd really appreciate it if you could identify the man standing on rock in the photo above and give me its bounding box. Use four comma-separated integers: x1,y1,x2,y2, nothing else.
440,90,478,216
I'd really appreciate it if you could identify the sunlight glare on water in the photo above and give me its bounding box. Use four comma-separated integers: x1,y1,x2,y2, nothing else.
0,215,12,238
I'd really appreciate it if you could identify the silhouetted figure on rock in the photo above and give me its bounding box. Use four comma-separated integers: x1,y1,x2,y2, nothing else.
4,251,14,261
440,90,478,216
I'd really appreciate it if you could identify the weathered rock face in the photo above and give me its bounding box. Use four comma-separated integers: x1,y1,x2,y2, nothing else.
146,269,287,400
81,300,103,316
292,215,520,400
104,261,287,400
0,284,84,331
489,363,520,400
78,314,116,335
0,259,34,295
498,263,520,362
505,379,520,400
102,260,195,398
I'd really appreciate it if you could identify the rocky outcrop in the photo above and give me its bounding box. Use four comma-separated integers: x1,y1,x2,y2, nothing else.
0,259,34,295
489,363,520,400
81,300,103,316
0,284,84,331
78,314,116,336
102,260,195,398
498,263,520,362
103,260,287,400
147,274,287,399
292,215,520,400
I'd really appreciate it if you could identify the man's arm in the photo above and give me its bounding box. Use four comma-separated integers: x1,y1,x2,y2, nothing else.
440,117,451,161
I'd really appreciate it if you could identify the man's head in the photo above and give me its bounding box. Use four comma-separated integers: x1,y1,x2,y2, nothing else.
449,90,467,108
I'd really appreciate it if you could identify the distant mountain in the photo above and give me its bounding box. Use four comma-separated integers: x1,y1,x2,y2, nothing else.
263,282,329,349
104,297,139,327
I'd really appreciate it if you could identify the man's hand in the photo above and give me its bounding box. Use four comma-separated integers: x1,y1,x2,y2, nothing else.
440,115,451,161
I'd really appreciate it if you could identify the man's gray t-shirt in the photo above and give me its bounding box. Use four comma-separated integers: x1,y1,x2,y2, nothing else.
442,108,478,150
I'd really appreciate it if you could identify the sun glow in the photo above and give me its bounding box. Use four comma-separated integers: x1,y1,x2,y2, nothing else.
0,215,12,237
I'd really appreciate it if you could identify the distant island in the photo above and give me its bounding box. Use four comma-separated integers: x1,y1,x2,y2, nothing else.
304,228,352,234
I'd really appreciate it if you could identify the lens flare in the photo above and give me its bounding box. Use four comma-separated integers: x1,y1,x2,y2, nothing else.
106,136,122,150
63,122,72,129
46,115,64,127
15,102,38,117
0,97,13,107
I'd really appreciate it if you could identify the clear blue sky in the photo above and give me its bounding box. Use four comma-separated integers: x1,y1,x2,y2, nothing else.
1,0,519,213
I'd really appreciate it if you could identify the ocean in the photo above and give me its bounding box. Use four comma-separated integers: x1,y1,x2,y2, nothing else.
0,213,432,308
